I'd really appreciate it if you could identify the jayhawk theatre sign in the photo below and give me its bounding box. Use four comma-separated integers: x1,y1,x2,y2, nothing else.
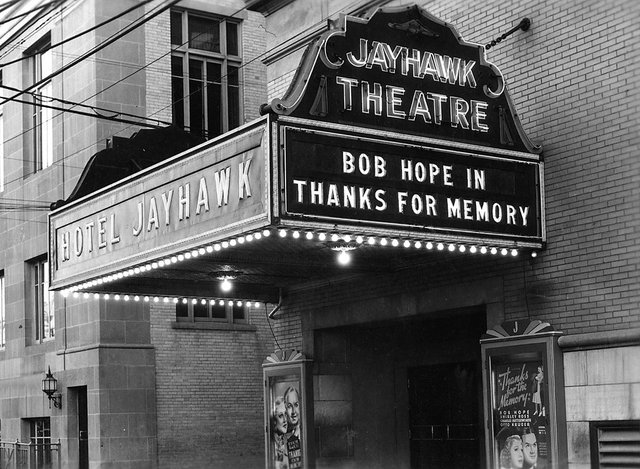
264,5,544,246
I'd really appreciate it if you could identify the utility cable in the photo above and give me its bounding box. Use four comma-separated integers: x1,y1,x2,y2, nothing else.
0,0,63,26
0,83,172,127
0,0,75,61
10,95,170,128
0,0,26,15
0,0,367,194
0,0,180,106
0,0,153,68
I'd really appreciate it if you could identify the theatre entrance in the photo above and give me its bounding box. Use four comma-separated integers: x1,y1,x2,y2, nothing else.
314,307,485,469
408,362,480,468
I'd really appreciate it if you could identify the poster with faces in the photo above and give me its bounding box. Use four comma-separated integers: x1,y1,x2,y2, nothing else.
268,375,303,469
491,354,549,469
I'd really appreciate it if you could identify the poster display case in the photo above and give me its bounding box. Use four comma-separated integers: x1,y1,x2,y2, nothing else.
481,320,567,469
263,350,314,469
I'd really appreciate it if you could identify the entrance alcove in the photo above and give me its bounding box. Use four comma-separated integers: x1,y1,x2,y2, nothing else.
313,307,486,469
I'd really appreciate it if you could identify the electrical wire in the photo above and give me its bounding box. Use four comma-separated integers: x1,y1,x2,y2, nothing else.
264,302,282,352
0,0,75,61
0,0,63,27
0,0,180,106
0,0,27,16
0,0,376,200
0,0,153,68
1,83,172,126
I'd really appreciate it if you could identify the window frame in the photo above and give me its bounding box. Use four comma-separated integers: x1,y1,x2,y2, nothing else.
170,9,242,139
176,298,248,324
28,417,52,466
30,257,54,343
29,34,53,172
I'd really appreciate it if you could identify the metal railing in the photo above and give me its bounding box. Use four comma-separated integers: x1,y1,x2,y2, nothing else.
0,440,61,469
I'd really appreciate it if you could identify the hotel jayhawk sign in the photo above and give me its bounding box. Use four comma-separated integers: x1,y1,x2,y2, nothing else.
49,120,270,289
265,5,544,246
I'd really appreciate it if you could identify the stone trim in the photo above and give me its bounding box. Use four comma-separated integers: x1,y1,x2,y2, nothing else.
171,321,257,332
558,327,640,351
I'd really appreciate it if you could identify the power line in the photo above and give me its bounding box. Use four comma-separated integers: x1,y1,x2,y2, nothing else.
0,0,182,168
0,0,74,61
0,0,368,198
1,83,172,126
0,0,27,16
0,0,180,106
10,95,171,128
0,0,63,26
0,0,153,68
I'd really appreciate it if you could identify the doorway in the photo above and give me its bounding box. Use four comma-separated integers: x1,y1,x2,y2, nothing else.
408,362,480,469
76,386,88,469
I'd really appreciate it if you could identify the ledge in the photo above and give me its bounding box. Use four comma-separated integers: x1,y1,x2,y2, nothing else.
57,343,154,355
171,321,257,332
558,328,640,351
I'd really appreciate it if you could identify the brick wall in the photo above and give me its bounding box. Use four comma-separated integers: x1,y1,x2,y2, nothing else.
150,303,276,468
425,0,640,333
261,2,640,467
242,11,268,121
264,0,640,339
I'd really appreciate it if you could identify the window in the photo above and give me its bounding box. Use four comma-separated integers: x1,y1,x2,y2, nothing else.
176,298,247,323
171,10,241,139
29,418,52,467
590,420,640,468
31,258,54,342
30,36,53,172
0,272,4,348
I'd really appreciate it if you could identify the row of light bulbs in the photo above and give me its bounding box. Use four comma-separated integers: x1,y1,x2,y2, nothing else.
62,291,262,308
277,227,523,255
61,227,536,296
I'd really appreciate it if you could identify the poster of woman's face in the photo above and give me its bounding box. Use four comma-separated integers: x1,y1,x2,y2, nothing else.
268,376,304,469
492,355,548,469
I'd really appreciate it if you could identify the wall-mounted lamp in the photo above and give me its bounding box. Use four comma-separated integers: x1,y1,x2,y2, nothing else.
42,366,62,409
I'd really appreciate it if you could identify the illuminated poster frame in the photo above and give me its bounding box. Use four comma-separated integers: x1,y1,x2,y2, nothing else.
263,350,314,469
481,321,567,469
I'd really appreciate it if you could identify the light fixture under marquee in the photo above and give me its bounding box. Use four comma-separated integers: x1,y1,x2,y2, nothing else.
58,227,535,299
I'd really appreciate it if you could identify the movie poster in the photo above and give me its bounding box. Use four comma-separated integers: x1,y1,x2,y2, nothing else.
267,375,303,469
492,355,549,469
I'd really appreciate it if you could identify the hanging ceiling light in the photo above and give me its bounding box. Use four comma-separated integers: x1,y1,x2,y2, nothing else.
328,241,357,266
220,277,233,292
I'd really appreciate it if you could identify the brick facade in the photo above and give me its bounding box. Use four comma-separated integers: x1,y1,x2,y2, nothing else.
261,1,639,468
151,303,275,469
0,0,637,468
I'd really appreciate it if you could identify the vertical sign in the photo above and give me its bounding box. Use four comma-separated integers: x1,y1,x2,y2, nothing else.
263,350,314,469
491,354,550,469
481,322,567,469
267,375,304,469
